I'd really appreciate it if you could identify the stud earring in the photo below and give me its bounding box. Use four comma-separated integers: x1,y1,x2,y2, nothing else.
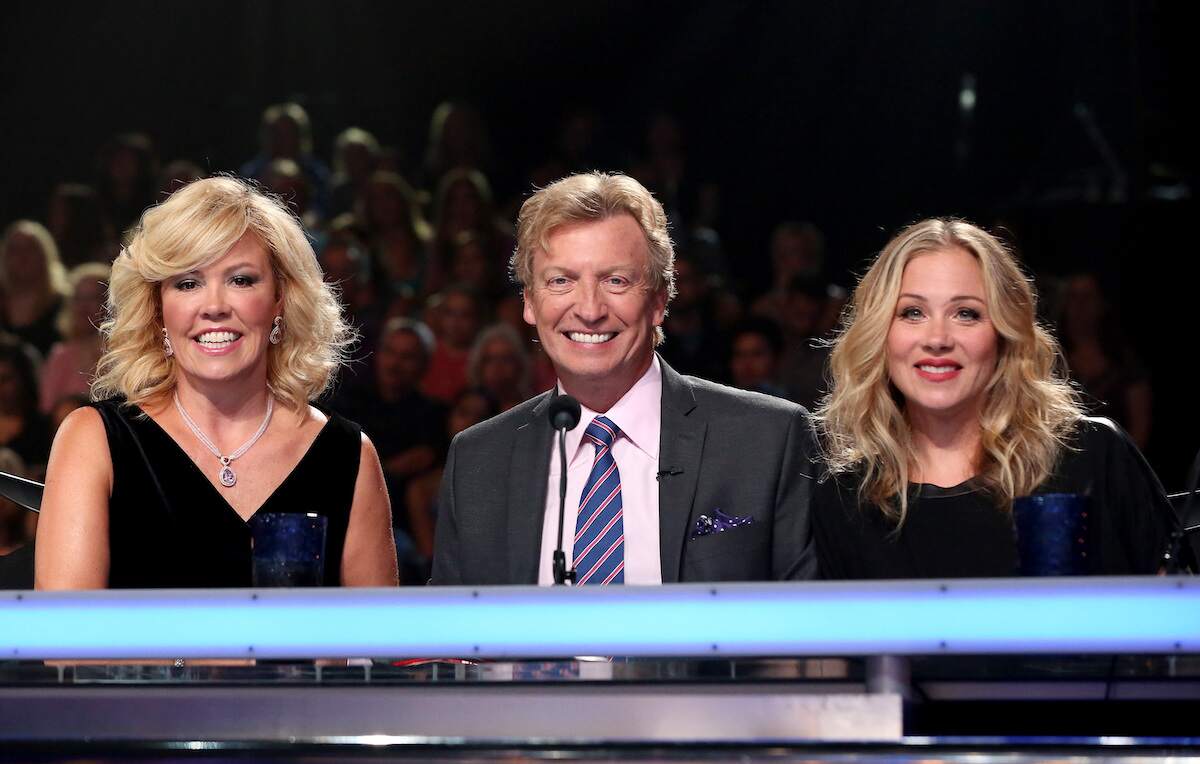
269,316,283,345
162,328,174,358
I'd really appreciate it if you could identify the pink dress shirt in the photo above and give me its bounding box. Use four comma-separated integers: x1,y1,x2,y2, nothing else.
537,356,663,585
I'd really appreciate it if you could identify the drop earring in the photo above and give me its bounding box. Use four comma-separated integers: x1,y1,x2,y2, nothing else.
269,316,283,345
162,328,174,358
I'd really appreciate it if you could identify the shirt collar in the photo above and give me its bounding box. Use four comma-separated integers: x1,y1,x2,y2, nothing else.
557,355,662,463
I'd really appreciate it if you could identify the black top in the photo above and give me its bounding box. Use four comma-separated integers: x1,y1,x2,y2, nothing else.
92,398,361,588
813,417,1175,579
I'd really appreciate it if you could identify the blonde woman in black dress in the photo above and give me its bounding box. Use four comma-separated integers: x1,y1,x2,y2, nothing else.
36,177,398,588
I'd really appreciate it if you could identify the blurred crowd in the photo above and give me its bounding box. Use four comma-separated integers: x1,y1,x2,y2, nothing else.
0,101,1154,580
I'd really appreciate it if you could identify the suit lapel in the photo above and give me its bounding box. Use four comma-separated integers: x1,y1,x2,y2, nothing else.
507,392,554,584
657,360,706,583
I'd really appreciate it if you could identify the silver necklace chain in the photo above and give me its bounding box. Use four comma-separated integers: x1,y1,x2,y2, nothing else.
173,391,274,488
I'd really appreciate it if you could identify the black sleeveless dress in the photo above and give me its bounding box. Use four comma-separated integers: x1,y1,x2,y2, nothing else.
92,398,361,588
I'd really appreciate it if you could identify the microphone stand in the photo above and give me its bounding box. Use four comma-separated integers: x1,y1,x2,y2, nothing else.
1161,445,1200,574
552,422,576,585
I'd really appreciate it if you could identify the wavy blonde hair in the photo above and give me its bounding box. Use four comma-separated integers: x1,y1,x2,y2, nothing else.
815,218,1082,526
92,176,353,411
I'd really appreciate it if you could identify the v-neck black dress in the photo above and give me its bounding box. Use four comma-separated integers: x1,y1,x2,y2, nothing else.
92,398,361,588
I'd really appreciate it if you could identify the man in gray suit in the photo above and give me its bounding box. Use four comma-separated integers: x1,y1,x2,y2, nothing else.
431,172,817,585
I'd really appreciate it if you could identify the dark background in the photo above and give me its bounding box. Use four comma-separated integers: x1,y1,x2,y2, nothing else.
2,0,1196,485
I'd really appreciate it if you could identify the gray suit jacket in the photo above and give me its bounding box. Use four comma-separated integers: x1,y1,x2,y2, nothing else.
430,359,818,584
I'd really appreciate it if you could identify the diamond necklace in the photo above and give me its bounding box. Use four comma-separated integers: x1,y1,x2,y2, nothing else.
173,391,274,488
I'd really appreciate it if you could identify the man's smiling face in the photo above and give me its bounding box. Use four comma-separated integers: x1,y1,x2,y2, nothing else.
522,213,666,411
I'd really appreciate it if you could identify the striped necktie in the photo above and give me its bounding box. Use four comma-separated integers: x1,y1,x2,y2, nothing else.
573,415,624,585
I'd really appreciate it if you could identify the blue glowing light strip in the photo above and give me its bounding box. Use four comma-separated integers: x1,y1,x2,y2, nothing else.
2,578,1197,660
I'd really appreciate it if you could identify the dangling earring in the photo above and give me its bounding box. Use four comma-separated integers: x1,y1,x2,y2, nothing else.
162,328,174,358
269,316,283,345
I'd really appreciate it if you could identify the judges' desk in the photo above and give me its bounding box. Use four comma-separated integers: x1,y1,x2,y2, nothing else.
1,578,1198,762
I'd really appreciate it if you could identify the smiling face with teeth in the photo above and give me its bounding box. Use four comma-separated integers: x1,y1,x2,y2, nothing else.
160,233,281,394
522,214,667,412
886,246,998,426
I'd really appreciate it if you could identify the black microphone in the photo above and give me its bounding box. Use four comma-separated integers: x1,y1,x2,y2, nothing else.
547,395,581,585
0,470,42,513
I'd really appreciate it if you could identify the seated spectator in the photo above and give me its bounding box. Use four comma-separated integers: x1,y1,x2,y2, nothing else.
46,183,116,266
240,102,331,214
431,168,515,275
0,333,51,476
329,127,381,217
39,263,109,413
659,251,728,381
752,221,827,323
423,100,492,187
778,275,834,410
421,285,483,403
728,318,789,399
404,387,499,563
264,158,323,235
449,230,508,304
1058,272,1153,449
0,448,35,557
1,221,67,356
96,132,159,236
361,171,434,294
333,319,447,581
494,292,557,392
467,324,532,413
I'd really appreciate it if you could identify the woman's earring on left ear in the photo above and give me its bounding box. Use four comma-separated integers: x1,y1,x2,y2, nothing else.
269,316,283,345
162,328,174,358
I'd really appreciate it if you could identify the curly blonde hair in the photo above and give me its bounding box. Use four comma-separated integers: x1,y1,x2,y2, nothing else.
91,176,353,411
814,218,1082,527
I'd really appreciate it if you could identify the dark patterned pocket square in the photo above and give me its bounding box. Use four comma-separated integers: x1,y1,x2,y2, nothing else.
690,508,754,539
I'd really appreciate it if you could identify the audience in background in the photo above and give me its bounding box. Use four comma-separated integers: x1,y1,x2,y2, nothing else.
334,318,447,578
421,284,483,404
38,263,108,413
96,132,159,237
46,183,115,267
0,448,36,556
0,220,68,356
1058,272,1153,449
467,324,531,413
0,97,1168,585
728,318,788,399
241,102,331,214
403,387,499,565
0,333,51,476
778,275,834,410
330,127,382,218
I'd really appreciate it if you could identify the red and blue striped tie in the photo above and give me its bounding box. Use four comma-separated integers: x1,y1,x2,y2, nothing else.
573,416,624,585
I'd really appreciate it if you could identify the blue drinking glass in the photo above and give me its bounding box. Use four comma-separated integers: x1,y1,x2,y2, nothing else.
248,512,328,587
1012,493,1091,576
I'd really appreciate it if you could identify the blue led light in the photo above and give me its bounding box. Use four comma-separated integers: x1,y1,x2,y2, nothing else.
2,578,1196,659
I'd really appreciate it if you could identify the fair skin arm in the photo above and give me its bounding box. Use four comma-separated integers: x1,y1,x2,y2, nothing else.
34,407,113,589
340,434,400,586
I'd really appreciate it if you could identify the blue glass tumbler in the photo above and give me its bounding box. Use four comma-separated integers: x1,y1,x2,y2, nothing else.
249,512,328,587
1012,493,1090,576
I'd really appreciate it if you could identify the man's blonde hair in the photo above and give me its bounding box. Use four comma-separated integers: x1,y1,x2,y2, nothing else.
511,172,676,345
